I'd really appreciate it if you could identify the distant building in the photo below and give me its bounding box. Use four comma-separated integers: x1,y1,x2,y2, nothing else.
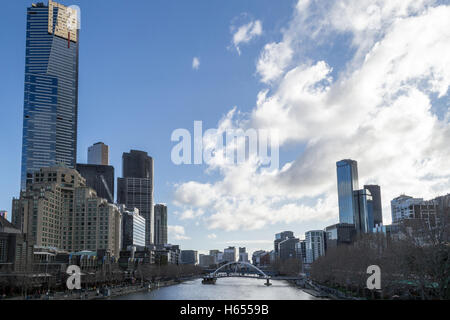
274,231,294,258
209,250,221,264
325,223,356,249
118,150,154,247
120,206,145,250
88,142,109,165
336,159,359,225
238,247,249,263
155,244,180,265
364,185,383,226
199,254,216,267
305,230,326,264
0,211,7,220
154,204,168,245
391,195,438,225
353,188,374,233
12,166,122,258
0,216,33,272
223,246,237,263
180,250,198,265
295,240,307,264
76,163,115,203
279,237,299,261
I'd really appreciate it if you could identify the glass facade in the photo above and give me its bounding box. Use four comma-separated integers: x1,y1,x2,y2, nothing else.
353,189,374,233
336,159,359,224
21,2,79,190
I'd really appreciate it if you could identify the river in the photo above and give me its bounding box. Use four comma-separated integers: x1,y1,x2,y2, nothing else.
112,277,319,300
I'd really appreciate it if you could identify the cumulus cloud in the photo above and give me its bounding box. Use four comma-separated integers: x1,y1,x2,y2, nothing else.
207,233,217,239
174,0,450,232
168,225,191,240
192,57,200,70
231,19,263,55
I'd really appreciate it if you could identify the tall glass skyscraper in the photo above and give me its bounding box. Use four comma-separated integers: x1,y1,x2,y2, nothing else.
118,150,154,247
336,159,359,224
20,1,79,189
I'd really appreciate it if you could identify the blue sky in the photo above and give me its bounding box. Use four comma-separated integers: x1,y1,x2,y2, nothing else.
1,0,449,257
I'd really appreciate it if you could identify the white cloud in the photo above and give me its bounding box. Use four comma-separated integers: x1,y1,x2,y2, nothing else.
232,20,263,55
174,1,450,232
192,57,200,70
168,225,191,240
207,233,217,239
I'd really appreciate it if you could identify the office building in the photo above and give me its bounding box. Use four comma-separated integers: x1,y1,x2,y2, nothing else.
0,216,33,272
120,206,145,250
154,244,180,265
12,166,122,258
20,1,80,190
325,223,356,248
117,150,154,247
0,211,7,220
364,185,383,226
223,246,237,263
180,250,198,265
305,230,326,264
154,204,168,245
353,188,374,233
88,142,109,165
238,247,249,263
76,163,115,203
336,159,359,224
279,237,299,261
274,231,294,257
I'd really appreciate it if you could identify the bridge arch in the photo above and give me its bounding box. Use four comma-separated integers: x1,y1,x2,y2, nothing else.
211,261,269,279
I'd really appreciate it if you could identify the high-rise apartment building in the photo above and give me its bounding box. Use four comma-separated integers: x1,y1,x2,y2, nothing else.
117,150,154,247
279,237,299,261
305,230,326,264
223,246,237,263
238,247,249,263
20,1,80,190
364,185,383,226
391,195,438,225
336,159,359,224
274,231,294,257
88,142,109,165
154,204,168,245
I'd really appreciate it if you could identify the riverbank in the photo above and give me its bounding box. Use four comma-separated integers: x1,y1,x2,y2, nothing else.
4,276,202,300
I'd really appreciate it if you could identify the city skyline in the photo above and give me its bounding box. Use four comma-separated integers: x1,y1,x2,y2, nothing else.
1,0,450,258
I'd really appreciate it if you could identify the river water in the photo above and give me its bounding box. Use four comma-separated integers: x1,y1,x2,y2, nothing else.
112,277,318,300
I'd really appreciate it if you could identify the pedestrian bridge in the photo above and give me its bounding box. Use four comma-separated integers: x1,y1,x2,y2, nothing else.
202,262,304,286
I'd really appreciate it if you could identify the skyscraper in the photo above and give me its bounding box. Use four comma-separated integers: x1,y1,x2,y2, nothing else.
20,1,80,190
76,163,115,203
88,142,109,165
336,159,359,224
117,150,154,246
364,185,383,226
353,189,374,233
154,204,168,245
274,231,294,257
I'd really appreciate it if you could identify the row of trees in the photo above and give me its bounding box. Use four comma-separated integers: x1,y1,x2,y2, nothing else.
310,210,450,299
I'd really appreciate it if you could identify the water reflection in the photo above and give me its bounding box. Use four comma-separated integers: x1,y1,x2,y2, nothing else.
113,277,318,300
